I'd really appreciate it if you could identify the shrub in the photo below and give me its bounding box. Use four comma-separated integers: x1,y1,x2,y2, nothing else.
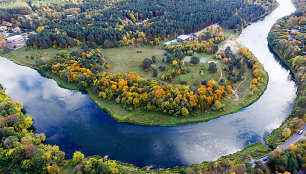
152,56,156,63
159,65,166,71
190,56,200,64
142,58,152,70
208,62,217,73
153,69,158,77
72,151,84,165
5,114,21,126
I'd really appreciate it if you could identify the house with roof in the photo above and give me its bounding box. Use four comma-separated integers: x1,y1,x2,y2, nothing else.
177,34,191,42
67,15,73,19
0,26,7,31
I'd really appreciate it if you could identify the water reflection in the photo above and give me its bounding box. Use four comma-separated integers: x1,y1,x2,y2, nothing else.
0,0,298,169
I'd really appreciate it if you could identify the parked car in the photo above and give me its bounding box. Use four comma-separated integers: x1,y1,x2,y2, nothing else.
263,157,268,161
298,130,303,135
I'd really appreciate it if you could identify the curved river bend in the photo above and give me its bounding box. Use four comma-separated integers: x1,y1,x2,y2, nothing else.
0,0,297,169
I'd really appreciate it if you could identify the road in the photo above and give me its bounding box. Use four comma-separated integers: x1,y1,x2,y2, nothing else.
250,124,306,166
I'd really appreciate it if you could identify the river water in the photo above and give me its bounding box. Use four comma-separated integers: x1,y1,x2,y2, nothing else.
0,0,297,169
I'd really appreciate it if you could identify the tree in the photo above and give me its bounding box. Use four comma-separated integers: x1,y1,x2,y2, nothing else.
182,107,189,116
159,65,166,71
133,98,140,107
142,58,152,70
190,56,200,64
104,40,112,48
152,56,156,63
23,116,33,129
153,69,158,77
47,164,60,174
5,114,21,126
208,62,217,73
72,151,84,165
282,128,291,138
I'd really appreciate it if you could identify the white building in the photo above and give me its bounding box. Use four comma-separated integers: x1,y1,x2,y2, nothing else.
0,26,7,31
177,34,191,42
67,15,73,19
5,35,25,43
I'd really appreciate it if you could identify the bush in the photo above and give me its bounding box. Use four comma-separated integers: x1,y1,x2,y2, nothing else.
208,62,217,73
190,56,200,64
142,58,152,70
159,65,166,71
72,151,84,165
212,100,225,111
201,80,207,86
153,69,158,77
5,114,21,126
152,56,156,63
70,50,82,57
180,80,187,85
166,55,173,63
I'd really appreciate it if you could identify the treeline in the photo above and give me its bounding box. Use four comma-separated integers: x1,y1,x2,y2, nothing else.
23,0,275,49
266,1,305,148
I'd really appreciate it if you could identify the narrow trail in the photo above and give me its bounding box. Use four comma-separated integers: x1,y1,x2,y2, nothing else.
217,63,223,82
229,71,249,101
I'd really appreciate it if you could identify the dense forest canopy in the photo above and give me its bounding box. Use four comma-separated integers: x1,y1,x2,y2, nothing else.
0,0,275,49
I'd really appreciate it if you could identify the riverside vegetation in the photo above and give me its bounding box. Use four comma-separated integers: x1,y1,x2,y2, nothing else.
0,84,305,173
266,0,306,149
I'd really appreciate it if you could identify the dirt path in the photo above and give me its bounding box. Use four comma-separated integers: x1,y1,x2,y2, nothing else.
229,71,249,101
218,34,241,54
217,63,223,82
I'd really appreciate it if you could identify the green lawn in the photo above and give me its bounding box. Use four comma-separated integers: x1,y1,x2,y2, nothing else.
104,46,167,80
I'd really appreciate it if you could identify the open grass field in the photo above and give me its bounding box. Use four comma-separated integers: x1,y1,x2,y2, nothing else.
104,46,225,88
104,46,167,79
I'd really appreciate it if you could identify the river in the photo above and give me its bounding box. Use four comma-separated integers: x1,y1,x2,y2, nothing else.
0,0,297,169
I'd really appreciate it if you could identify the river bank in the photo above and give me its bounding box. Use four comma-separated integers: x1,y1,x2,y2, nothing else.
265,5,305,148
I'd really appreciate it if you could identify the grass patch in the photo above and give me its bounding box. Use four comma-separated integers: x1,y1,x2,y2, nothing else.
104,46,167,80
219,142,271,163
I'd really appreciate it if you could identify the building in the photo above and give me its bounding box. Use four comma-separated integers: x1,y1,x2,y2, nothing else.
135,22,142,26
12,27,21,33
0,31,10,37
0,26,7,31
4,34,27,50
5,35,25,43
177,34,191,42
67,15,73,19
28,31,37,35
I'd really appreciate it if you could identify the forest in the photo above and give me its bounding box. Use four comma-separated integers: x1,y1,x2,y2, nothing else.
0,0,275,49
